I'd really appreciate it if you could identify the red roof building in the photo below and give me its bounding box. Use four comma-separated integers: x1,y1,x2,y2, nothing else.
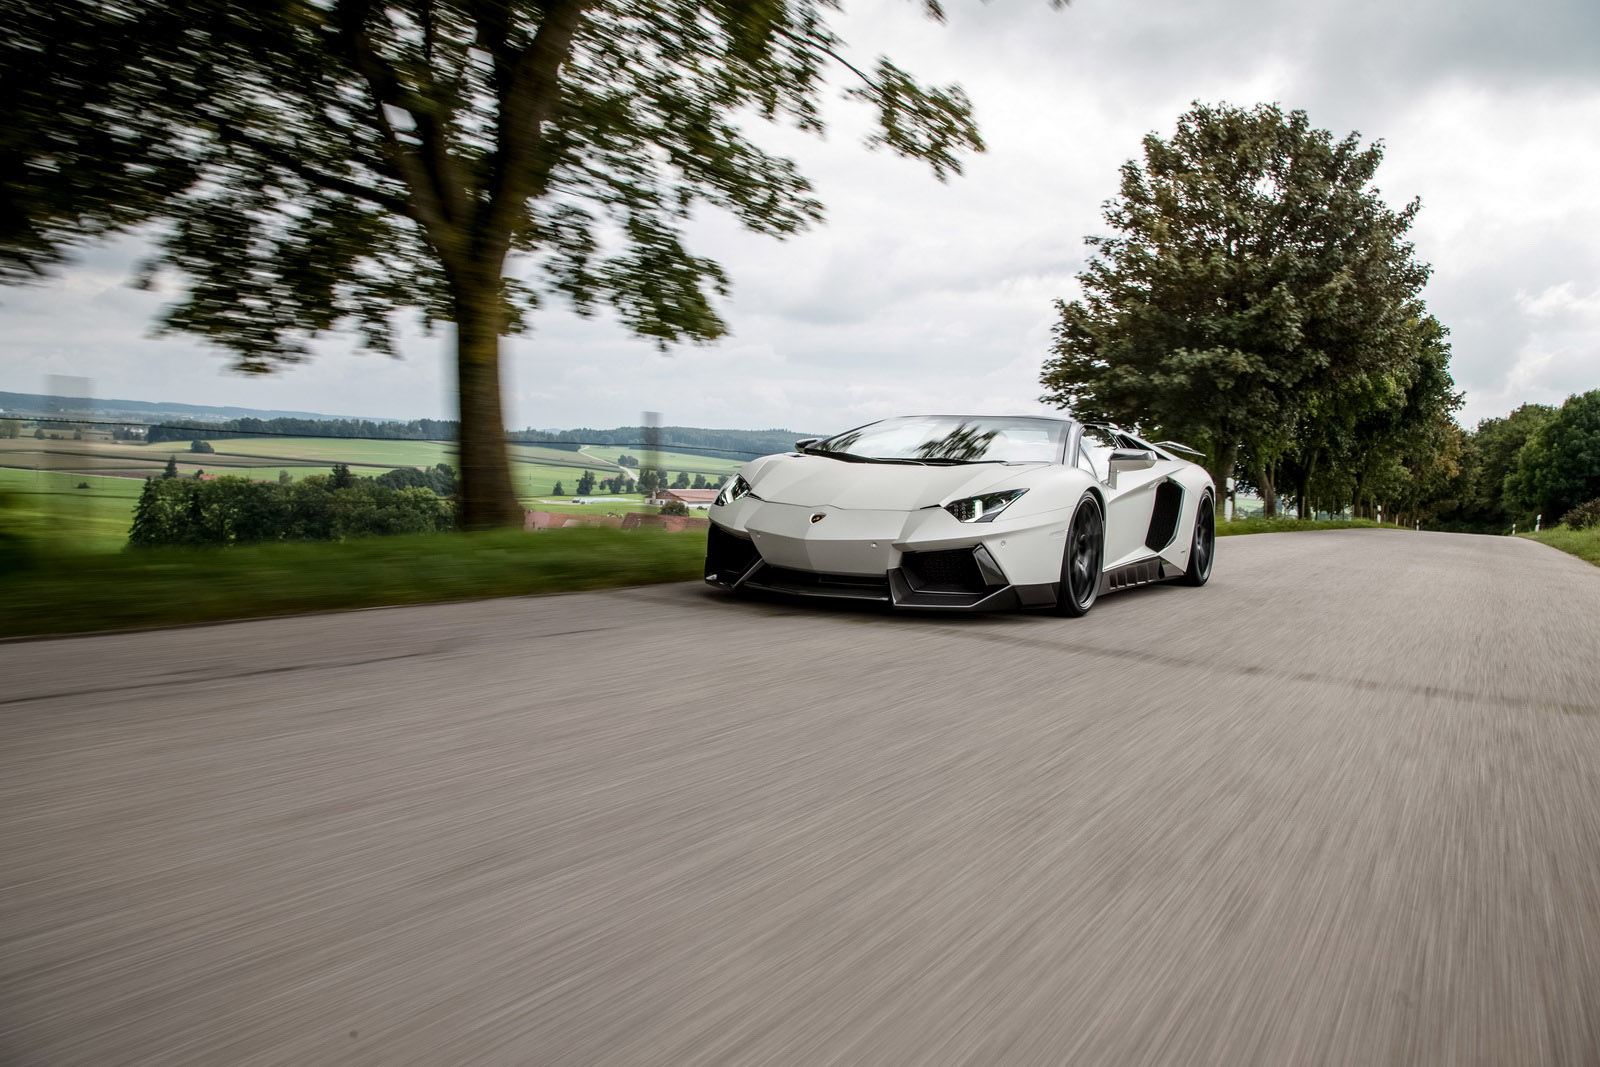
645,488,719,507
620,513,710,533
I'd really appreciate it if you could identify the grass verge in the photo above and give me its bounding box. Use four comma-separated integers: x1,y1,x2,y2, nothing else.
1217,517,1389,537
1522,527,1600,567
0,528,707,640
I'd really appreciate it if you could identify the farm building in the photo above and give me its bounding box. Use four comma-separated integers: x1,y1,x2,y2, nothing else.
645,488,718,508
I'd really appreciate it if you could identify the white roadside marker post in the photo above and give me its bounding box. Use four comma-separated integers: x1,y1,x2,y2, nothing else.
1535,514,1542,532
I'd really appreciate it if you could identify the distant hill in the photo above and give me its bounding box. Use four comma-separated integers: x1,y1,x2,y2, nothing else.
0,391,813,458
513,425,815,459
0,391,383,423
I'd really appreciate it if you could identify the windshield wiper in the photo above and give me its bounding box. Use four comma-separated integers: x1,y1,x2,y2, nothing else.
800,446,870,462
916,458,1006,466
800,446,926,465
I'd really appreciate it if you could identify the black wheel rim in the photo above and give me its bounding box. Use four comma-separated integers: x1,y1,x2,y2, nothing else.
1068,502,1102,605
1194,502,1214,577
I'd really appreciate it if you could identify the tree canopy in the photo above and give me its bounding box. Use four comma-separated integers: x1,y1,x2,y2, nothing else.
1041,102,1457,517
2,0,996,526
1506,390,1600,521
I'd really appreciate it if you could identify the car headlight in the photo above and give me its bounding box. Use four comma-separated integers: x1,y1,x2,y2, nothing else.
715,474,754,507
944,488,1027,523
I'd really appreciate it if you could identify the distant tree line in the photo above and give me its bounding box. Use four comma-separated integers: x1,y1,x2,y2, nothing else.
556,467,726,498
138,417,807,463
129,465,457,547
511,425,809,461
1428,391,1600,532
145,416,458,444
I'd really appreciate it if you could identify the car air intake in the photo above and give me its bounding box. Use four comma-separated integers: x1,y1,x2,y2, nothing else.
900,548,988,594
1145,479,1183,551
705,523,761,582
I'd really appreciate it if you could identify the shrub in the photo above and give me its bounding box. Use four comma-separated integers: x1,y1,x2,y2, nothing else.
1560,498,1600,530
189,439,215,454
128,474,455,548
76,482,90,489
659,500,690,516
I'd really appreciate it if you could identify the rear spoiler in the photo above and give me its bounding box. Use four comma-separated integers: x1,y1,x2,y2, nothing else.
1155,440,1206,458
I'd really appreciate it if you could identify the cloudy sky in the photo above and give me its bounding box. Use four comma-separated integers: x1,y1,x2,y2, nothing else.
4,0,1598,434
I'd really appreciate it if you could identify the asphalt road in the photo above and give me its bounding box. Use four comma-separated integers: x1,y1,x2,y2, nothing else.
4,530,1600,1066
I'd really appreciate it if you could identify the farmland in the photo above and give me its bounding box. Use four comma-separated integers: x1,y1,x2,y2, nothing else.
0,468,146,552
0,435,676,549
579,444,746,477
522,495,656,515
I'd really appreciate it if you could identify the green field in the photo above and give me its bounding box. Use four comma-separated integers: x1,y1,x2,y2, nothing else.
1524,526,1600,567
0,468,145,552
0,527,708,639
193,437,458,468
523,496,661,515
0,436,669,549
580,445,744,477
510,443,621,469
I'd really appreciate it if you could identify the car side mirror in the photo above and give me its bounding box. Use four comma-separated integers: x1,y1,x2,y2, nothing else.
1108,448,1157,473
795,438,819,451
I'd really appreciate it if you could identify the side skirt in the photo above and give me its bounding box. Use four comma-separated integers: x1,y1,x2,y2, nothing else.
1097,556,1175,596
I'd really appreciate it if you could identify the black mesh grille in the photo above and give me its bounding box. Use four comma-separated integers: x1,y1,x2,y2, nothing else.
901,549,986,594
705,523,761,581
1145,479,1182,551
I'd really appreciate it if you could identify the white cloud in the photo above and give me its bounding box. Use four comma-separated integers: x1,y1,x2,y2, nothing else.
3,0,1598,435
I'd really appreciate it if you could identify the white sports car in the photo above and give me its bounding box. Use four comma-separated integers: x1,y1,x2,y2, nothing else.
704,415,1215,615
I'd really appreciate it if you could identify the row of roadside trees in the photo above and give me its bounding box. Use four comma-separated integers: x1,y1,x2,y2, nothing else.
1041,102,1600,532
561,469,725,496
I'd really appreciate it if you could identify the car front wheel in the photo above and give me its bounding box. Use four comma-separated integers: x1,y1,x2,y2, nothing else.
1056,492,1103,617
1179,493,1215,586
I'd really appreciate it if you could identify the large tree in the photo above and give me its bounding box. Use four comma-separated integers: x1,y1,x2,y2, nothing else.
1506,390,1600,522
1041,102,1439,515
2,0,991,526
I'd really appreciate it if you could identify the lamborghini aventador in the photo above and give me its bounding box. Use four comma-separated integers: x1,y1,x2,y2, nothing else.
703,415,1215,615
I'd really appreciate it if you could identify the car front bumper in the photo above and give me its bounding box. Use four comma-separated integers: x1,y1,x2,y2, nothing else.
703,499,1065,611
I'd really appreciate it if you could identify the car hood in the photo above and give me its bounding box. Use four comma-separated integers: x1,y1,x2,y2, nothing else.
745,454,1043,510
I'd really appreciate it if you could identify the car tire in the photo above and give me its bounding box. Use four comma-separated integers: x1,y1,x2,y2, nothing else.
1178,493,1215,586
1056,492,1103,617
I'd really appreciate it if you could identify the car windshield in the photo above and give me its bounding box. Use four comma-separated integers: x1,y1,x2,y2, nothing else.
811,416,1068,464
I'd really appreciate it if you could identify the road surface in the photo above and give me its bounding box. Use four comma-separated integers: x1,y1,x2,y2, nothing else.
3,530,1599,1065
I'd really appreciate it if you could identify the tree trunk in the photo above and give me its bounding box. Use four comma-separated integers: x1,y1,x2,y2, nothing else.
454,298,524,529
1256,462,1278,518
1207,440,1239,519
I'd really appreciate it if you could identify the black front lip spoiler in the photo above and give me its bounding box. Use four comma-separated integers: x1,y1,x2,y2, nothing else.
707,562,1058,612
